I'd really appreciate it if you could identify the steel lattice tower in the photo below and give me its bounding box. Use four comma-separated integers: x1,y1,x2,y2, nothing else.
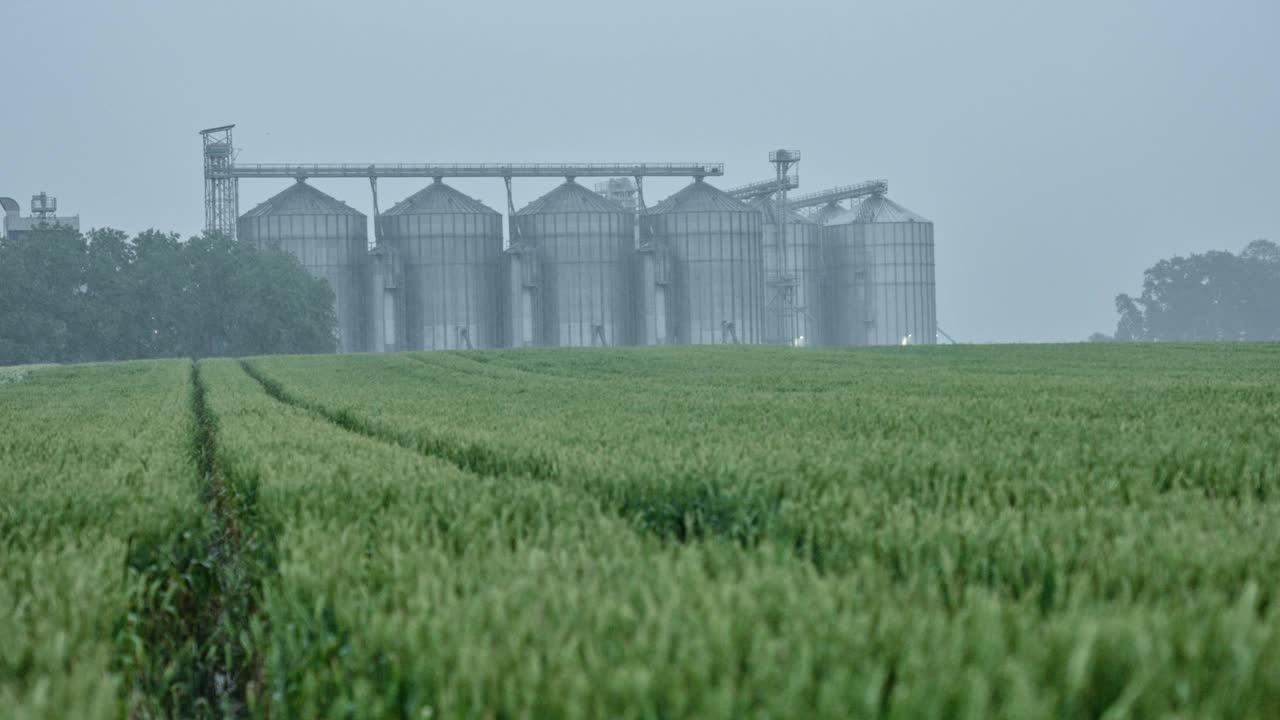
768,149,801,344
201,125,238,239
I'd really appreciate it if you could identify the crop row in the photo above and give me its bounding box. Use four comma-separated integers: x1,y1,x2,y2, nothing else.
1,361,203,719
3,344,1279,717
246,345,1280,605
216,343,1280,717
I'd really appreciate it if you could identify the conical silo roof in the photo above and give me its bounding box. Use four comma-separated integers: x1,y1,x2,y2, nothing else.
749,196,815,225
516,180,627,215
383,179,500,216
811,202,844,226
242,180,364,218
827,194,929,224
650,179,753,214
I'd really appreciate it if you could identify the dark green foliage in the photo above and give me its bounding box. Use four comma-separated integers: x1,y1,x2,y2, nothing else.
0,226,338,365
1115,239,1280,341
117,522,221,717
0,224,85,363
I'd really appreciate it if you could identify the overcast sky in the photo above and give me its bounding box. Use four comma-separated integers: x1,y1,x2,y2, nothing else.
2,0,1276,342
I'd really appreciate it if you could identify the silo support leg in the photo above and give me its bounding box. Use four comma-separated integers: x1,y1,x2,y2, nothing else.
504,176,517,249
634,176,646,248
655,285,667,345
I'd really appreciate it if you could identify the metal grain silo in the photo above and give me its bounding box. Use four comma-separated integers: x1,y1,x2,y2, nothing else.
752,196,823,347
823,194,935,346
648,179,764,345
810,201,844,227
513,181,635,347
381,180,504,350
237,180,367,353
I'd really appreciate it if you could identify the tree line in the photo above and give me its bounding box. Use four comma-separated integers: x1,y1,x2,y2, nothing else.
0,225,337,366
5,225,1275,363
1096,239,1279,342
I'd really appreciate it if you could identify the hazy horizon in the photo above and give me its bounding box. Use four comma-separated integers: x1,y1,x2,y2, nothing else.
3,0,1276,343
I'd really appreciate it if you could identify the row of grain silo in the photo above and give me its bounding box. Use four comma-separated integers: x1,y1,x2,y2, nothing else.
237,177,935,352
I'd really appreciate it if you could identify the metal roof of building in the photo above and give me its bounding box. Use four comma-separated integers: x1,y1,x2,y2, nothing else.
748,196,816,225
826,194,929,225
516,180,627,215
241,180,364,218
382,179,500,216
649,179,754,214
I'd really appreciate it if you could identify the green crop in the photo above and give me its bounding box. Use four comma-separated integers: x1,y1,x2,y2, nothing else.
0,361,202,719
2,344,1278,718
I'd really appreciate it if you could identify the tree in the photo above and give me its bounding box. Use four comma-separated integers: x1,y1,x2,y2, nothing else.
178,233,337,357
1114,295,1144,342
131,230,189,358
227,240,337,355
1114,240,1280,342
1243,238,1280,264
78,228,140,360
0,224,86,364
0,226,339,365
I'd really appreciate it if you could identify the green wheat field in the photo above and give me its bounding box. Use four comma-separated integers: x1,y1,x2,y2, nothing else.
3,344,1278,719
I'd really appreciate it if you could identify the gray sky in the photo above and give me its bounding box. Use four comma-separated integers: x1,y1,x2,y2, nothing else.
3,0,1276,342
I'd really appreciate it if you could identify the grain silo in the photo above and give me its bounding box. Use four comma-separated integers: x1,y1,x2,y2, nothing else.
648,179,764,345
237,180,367,352
751,196,823,347
810,201,844,227
513,180,635,347
823,194,935,346
381,179,504,350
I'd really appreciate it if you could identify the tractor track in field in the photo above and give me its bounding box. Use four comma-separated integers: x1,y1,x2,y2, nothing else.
123,361,269,719
237,358,782,551
190,359,262,718
238,358,559,481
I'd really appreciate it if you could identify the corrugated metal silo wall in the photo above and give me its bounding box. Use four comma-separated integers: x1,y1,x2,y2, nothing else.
863,220,936,345
821,222,868,347
651,209,764,345
763,220,823,346
238,214,367,353
515,210,636,347
383,212,504,350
